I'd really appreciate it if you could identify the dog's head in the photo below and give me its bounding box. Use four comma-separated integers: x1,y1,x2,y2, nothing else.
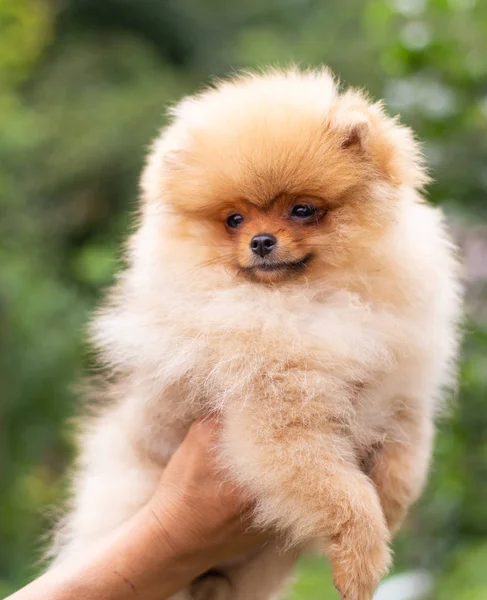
140,69,427,286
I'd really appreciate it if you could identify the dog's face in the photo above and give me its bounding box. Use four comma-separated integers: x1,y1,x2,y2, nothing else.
219,194,328,283
142,70,426,286
179,186,383,285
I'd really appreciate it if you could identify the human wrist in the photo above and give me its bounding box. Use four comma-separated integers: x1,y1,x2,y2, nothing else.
144,487,215,559
73,502,214,600
144,483,244,566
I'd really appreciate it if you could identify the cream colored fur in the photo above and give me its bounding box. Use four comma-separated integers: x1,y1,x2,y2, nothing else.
48,68,462,600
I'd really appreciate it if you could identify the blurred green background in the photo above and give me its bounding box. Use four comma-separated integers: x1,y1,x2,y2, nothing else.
1,0,487,598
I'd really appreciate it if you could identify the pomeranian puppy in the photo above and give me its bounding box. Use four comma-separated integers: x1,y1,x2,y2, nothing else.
49,68,462,600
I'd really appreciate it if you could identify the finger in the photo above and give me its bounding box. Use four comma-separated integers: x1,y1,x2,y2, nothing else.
189,414,222,445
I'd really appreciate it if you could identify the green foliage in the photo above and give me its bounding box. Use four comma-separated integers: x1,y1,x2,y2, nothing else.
288,557,334,600
0,0,52,86
435,542,487,600
1,0,486,597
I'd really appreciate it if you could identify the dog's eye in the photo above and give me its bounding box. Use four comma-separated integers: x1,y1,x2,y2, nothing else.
226,213,244,228
291,204,317,219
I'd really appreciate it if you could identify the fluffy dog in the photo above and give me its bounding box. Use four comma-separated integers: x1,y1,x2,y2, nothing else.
49,68,462,600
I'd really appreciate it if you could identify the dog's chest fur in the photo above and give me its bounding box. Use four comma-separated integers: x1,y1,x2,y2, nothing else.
105,286,425,467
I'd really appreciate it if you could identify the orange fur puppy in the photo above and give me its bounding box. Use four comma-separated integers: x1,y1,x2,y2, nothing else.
49,69,462,600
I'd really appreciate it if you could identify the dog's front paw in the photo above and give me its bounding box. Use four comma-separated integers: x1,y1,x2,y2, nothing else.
327,500,391,600
331,542,390,600
190,569,231,600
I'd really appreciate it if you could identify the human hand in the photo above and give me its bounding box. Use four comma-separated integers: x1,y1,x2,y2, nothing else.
144,416,268,566
7,416,268,600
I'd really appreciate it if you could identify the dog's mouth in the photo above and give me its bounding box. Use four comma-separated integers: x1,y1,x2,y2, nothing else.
240,253,313,277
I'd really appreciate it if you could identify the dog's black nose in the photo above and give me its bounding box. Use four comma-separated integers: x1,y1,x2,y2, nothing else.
250,234,277,258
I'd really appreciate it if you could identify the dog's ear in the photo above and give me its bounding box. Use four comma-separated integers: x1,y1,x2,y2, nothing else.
330,93,370,153
331,91,429,188
340,118,369,151
140,119,192,205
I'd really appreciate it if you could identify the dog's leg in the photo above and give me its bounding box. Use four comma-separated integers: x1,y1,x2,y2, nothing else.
367,408,434,532
48,419,192,600
48,416,163,566
226,543,299,600
190,543,298,600
221,406,391,600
